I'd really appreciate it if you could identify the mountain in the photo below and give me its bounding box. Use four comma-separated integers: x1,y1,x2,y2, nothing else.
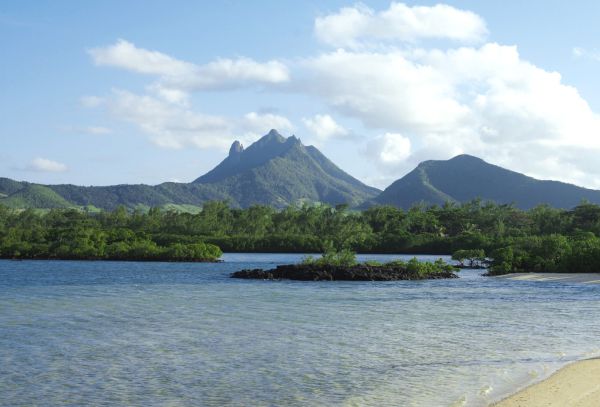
0,130,380,210
193,129,381,207
375,154,600,209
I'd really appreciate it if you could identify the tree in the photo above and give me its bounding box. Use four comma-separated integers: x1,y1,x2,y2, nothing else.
451,249,486,268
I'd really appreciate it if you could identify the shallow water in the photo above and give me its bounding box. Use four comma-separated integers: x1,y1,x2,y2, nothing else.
1,254,599,406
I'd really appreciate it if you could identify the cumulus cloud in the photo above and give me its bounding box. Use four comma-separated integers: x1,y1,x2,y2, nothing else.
147,83,191,106
107,90,234,149
366,133,411,165
304,49,469,133
302,114,349,140
97,90,293,150
88,39,289,91
243,112,293,134
302,39,600,187
89,39,194,76
26,158,68,173
315,2,487,48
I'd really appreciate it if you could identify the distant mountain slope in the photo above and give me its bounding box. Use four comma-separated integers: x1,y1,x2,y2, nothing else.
0,177,25,196
375,154,600,209
1,184,75,209
44,182,232,211
0,130,380,210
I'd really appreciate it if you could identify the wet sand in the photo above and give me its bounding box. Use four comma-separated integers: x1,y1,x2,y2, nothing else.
491,358,600,406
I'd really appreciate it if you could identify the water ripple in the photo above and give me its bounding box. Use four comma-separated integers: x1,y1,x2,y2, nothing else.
1,256,600,406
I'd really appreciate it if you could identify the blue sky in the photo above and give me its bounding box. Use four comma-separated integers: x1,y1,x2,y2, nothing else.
3,1,600,189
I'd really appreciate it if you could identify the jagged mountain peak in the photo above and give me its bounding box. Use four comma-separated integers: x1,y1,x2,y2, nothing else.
195,130,308,184
229,140,244,156
190,129,380,207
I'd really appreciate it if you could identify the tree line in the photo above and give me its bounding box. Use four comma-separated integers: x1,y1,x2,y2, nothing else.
1,200,600,272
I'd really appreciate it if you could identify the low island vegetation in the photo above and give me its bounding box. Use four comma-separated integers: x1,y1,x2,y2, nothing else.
0,206,222,261
2,199,600,273
232,245,458,281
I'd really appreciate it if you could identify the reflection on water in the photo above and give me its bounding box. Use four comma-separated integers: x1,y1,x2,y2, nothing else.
1,254,599,406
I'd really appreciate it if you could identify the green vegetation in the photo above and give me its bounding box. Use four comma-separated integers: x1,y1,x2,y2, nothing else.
486,233,600,275
451,249,487,268
301,242,358,267
3,198,600,273
300,244,455,277
1,184,75,209
405,257,457,278
0,206,222,261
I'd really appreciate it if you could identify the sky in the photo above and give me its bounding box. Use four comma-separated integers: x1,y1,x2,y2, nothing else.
2,0,600,190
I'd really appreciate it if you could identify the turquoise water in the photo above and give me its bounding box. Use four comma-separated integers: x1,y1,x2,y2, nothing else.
1,254,599,406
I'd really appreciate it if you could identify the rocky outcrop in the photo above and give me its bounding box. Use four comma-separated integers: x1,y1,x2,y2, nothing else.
231,264,458,281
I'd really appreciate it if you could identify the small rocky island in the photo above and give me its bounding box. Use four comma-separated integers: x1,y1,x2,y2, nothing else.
231,257,458,281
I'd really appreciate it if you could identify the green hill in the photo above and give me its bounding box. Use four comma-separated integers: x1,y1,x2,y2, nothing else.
0,177,25,196
0,184,75,209
375,154,600,209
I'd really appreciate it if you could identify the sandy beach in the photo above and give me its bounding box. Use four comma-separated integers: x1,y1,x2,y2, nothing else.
495,273,600,284
492,274,600,406
491,358,600,407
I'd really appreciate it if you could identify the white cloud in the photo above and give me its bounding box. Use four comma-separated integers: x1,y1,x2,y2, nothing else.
315,2,487,48
27,158,68,173
86,40,292,149
88,39,289,91
302,40,600,187
243,112,293,134
176,57,289,90
148,83,190,106
88,39,194,76
107,90,233,149
99,90,293,150
367,133,411,164
302,114,348,140
304,48,469,133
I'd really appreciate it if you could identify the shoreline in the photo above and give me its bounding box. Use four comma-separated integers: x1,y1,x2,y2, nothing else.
490,358,600,407
0,257,222,263
495,272,600,284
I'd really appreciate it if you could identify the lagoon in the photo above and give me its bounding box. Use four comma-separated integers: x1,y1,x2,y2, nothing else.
1,254,599,406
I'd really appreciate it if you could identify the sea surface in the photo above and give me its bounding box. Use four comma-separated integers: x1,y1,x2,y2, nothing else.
1,254,599,407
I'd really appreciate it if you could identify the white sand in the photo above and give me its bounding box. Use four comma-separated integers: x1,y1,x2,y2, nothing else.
491,358,600,407
495,273,600,284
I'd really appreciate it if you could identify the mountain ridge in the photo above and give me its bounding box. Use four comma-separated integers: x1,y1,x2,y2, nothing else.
0,130,380,210
3,134,600,211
